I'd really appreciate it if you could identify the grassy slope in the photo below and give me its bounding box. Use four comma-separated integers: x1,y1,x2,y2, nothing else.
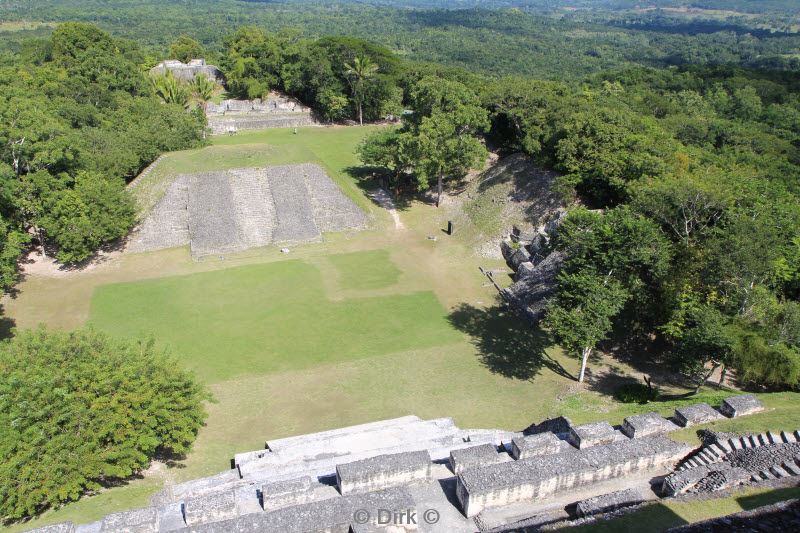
8,126,800,531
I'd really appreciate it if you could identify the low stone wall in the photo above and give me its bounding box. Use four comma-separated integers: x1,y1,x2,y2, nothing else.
183,490,237,526
621,412,679,439
187,487,417,533
261,476,316,511
575,488,644,517
511,433,564,460
457,436,691,517
208,114,316,135
568,421,617,449
674,403,726,427
720,394,764,418
336,450,432,495
100,507,159,532
450,444,506,474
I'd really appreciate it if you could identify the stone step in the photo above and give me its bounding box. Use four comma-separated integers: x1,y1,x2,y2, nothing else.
256,418,461,465
698,450,716,463
768,431,781,444
710,443,728,457
758,433,770,446
748,435,760,447
728,438,743,450
770,465,790,478
781,431,796,443
760,470,775,480
782,461,800,476
270,417,424,454
235,416,423,467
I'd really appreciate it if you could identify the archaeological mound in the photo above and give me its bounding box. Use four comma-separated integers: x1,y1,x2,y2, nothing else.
128,164,368,257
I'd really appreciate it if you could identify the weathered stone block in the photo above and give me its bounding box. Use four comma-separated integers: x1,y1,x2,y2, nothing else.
720,394,764,418
183,489,237,526
509,247,532,270
568,421,616,449
575,488,643,517
516,261,536,280
675,403,726,427
100,507,158,532
336,450,431,495
449,443,504,474
511,432,563,460
622,412,680,438
262,476,315,511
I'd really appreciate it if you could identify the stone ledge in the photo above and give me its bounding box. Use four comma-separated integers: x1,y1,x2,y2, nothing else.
675,403,726,427
568,421,617,449
720,395,764,418
336,450,432,495
622,412,680,439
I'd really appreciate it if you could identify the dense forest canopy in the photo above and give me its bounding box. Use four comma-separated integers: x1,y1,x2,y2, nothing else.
1,0,799,78
0,23,206,273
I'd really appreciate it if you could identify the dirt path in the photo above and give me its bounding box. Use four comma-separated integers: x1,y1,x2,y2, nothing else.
370,188,405,230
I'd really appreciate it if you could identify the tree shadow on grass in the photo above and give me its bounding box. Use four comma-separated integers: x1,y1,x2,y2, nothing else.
448,303,573,381
344,165,414,211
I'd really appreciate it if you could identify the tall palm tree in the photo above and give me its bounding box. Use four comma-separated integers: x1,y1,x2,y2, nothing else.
191,73,216,112
344,55,379,126
150,72,189,108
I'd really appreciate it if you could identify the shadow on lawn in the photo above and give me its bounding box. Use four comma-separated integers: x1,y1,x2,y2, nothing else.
344,165,414,211
448,303,573,381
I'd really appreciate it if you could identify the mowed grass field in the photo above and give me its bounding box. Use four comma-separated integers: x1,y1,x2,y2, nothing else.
89,255,459,383
9,125,800,531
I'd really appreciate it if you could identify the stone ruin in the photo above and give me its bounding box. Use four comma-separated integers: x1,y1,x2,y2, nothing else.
149,59,224,83
127,164,368,258
30,395,786,533
205,94,316,134
499,212,568,321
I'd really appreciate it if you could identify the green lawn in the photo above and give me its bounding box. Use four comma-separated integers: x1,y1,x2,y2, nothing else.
89,252,459,384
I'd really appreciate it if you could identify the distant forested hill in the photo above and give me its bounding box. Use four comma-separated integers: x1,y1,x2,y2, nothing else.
1,1,798,78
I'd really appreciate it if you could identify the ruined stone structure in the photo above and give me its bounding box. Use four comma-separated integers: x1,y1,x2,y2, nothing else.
499,212,568,321
149,59,224,83
29,395,777,533
127,165,368,257
205,94,316,134
663,423,800,496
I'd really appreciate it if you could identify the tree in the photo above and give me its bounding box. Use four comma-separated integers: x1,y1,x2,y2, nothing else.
544,271,629,382
344,55,379,125
169,35,205,63
674,305,737,392
0,328,210,520
412,112,488,206
359,76,489,205
150,72,190,108
39,172,135,264
191,73,216,112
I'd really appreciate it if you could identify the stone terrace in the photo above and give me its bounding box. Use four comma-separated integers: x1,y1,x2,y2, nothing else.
127,165,367,257
30,395,770,533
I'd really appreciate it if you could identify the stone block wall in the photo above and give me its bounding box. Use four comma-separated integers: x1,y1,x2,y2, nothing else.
336,450,432,495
